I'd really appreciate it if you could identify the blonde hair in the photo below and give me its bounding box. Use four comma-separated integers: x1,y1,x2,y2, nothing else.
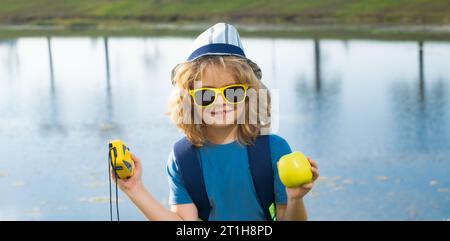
168,55,271,147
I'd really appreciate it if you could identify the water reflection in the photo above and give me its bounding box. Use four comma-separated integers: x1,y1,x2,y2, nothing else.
314,39,322,91
39,37,66,136
295,39,342,155
103,37,116,133
419,41,425,101
389,41,449,152
0,40,19,85
0,36,449,220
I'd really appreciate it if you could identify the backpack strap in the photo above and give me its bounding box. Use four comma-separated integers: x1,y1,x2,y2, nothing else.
247,135,275,221
173,137,211,221
174,135,275,221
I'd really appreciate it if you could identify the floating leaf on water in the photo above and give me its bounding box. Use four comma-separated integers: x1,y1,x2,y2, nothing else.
376,176,389,181
82,181,105,189
429,180,439,186
12,181,26,187
317,176,327,182
78,196,121,203
99,123,115,131
330,176,342,181
437,188,449,193
308,191,319,198
27,207,42,217
326,181,338,188
342,179,354,184
332,186,345,191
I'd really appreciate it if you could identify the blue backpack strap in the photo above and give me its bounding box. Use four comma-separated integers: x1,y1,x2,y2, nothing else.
173,137,211,221
247,135,275,221
174,135,274,221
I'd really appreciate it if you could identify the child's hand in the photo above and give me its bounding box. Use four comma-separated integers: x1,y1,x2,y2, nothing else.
286,157,319,200
111,153,144,194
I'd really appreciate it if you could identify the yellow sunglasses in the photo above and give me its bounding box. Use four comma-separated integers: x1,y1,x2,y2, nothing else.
189,84,249,107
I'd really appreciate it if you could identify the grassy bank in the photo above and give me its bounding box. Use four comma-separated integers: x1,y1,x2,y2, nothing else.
1,23,450,41
1,0,450,26
0,0,450,40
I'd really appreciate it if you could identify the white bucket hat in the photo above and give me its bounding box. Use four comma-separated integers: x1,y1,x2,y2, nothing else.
171,22,262,84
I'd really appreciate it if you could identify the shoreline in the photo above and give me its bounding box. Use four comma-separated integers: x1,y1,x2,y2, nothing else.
1,23,450,40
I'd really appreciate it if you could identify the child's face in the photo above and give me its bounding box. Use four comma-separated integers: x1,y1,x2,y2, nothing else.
192,64,245,128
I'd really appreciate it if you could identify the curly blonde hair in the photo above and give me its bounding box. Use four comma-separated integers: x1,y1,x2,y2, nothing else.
168,55,271,147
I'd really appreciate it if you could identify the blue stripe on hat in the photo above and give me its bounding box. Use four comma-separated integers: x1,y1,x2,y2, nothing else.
187,43,246,61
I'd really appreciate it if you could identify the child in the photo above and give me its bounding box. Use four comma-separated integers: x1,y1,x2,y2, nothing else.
112,23,319,221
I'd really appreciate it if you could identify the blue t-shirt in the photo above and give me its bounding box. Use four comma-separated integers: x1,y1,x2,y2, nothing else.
166,134,292,221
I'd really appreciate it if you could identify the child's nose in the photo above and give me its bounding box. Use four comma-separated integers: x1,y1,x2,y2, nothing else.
215,93,227,106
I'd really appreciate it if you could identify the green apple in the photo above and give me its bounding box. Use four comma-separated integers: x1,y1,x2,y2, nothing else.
278,151,313,187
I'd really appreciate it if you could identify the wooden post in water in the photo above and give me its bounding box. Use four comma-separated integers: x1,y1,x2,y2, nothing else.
45,36,63,132
47,36,55,94
104,36,114,126
418,41,425,101
104,37,111,92
314,39,321,92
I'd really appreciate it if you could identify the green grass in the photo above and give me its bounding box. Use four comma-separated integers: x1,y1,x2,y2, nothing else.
1,23,449,41
0,0,449,25
0,0,449,40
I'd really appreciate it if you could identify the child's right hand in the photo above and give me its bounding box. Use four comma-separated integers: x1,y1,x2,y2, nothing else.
111,153,144,194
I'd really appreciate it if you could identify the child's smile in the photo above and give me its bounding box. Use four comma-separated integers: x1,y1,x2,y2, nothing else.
210,107,233,116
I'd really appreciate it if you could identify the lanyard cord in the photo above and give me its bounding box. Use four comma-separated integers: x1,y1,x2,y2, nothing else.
115,156,120,221
108,149,120,221
108,153,113,221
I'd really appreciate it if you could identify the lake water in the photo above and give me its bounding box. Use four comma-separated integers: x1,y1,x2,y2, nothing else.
0,36,449,220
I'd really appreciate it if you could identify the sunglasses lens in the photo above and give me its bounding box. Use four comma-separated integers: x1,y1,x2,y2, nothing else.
193,89,216,107
224,86,246,103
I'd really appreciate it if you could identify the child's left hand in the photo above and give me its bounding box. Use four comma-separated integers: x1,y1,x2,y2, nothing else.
286,157,319,200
